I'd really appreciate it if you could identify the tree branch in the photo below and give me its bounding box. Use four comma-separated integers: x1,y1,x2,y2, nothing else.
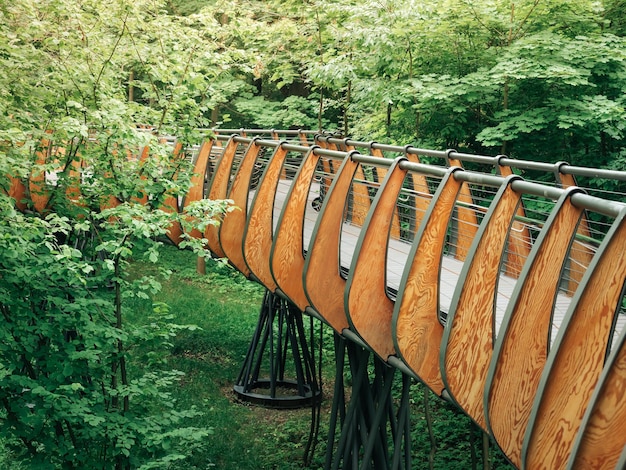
93,11,129,107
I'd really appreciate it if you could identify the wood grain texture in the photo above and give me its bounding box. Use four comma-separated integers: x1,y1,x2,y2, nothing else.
243,145,289,291
220,141,262,276
185,140,213,206
303,155,359,333
161,148,187,245
270,149,322,310
370,148,401,239
559,173,594,294
523,215,626,469
183,140,213,240
7,176,27,211
448,157,477,261
407,156,431,239
441,181,521,429
349,165,371,228
320,156,335,201
393,170,463,394
373,166,401,240
497,165,531,278
160,142,188,245
485,194,584,467
380,152,429,241
346,159,408,360
205,138,239,258
568,330,626,470
341,143,371,227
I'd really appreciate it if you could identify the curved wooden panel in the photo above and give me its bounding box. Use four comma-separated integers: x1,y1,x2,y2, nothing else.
349,165,371,227
270,148,321,310
342,143,371,228
404,154,431,240
522,209,626,469
566,327,626,469
369,148,401,239
303,153,359,333
298,131,309,145
485,188,585,467
497,164,531,278
345,158,408,360
29,138,52,213
184,140,213,204
448,156,478,261
440,176,522,429
205,137,239,257
391,168,463,395
243,145,289,292
182,139,214,240
64,157,82,206
7,176,27,211
373,150,429,241
220,141,263,276
161,145,187,245
559,172,594,294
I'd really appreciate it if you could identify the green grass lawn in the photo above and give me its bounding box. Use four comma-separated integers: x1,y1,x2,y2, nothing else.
126,243,513,469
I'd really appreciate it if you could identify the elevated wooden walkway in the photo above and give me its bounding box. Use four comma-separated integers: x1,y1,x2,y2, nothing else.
5,128,626,469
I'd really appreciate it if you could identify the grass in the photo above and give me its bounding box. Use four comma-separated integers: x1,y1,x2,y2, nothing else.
126,243,514,469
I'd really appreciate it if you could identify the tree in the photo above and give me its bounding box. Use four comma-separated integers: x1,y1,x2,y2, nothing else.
0,0,233,467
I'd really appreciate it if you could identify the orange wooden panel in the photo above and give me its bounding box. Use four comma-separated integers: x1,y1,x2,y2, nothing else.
441,177,522,429
559,172,594,294
220,141,263,276
158,142,186,244
171,141,183,159
392,169,463,395
271,149,322,310
497,165,530,278
205,137,239,257
7,176,27,211
448,157,477,261
321,157,335,201
406,154,431,239
522,212,626,469
485,190,584,467
350,165,371,228
369,148,401,239
346,158,408,360
185,140,213,206
303,155,359,333
161,143,191,245
325,141,338,151
29,138,52,213
298,131,309,145
567,329,626,469
183,140,214,239
341,142,371,227
63,157,83,207
243,145,289,292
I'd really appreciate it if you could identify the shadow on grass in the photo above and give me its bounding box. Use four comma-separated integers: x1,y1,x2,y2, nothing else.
127,244,514,470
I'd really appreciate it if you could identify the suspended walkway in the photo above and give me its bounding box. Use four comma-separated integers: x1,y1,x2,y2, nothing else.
6,128,626,469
